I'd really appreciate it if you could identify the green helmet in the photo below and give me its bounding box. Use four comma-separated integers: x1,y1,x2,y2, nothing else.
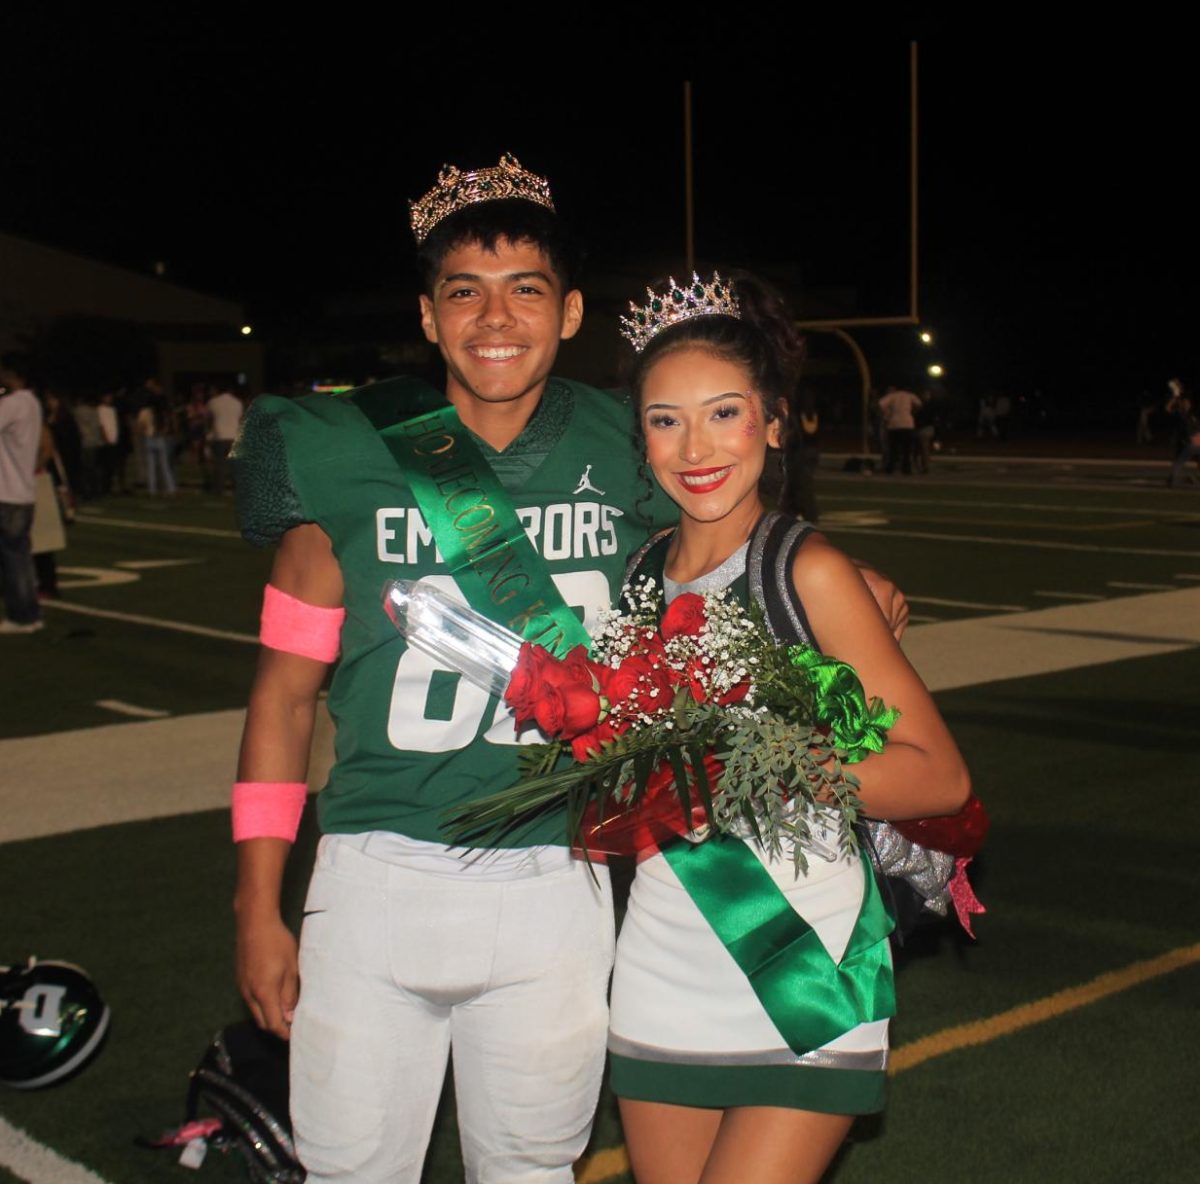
0,959,110,1089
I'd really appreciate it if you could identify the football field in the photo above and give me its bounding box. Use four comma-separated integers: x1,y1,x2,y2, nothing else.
2,457,1199,1183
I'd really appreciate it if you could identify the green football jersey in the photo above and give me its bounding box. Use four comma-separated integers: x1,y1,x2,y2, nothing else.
235,376,674,846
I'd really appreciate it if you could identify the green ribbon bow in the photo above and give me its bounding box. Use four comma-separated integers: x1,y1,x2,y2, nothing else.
788,646,901,764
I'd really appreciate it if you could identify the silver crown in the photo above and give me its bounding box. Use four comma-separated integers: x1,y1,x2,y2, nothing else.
618,272,741,353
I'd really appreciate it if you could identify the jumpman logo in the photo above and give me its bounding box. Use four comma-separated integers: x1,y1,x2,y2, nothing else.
573,464,605,496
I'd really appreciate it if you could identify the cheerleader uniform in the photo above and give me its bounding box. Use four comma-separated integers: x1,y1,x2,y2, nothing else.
607,525,894,1114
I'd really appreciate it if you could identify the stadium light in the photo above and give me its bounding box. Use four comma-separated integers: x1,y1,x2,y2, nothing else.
928,363,944,377
240,325,253,336
919,330,933,345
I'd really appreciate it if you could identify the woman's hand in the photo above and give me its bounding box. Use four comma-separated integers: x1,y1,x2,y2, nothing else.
795,538,969,820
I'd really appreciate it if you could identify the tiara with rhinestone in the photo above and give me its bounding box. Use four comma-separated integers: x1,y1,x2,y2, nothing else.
408,152,555,244
619,272,741,353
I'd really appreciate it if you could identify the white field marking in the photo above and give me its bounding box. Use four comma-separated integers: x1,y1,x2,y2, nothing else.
908,614,940,624
41,599,256,645
0,708,333,844
6,588,1200,846
1106,580,1178,591
823,492,1200,518
906,595,1026,612
824,452,1171,470
816,510,890,528
902,586,1200,693
0,1114,113,1184
55,566,140,590
827,525,1200,559
1033,590,1106,601
1176,573,1200,581
114,558,204,570
95,699,171,719
74,515,241,539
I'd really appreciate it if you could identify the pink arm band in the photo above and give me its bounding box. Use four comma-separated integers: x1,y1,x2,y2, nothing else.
231,782,308,842
260,583,345,662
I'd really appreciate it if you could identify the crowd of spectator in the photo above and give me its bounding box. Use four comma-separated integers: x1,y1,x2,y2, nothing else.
0,367,247,630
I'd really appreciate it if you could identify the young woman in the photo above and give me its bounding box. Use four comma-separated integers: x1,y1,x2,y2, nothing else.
608,273,970,1184
136,394,177,496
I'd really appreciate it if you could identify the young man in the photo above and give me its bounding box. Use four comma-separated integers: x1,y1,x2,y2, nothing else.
232,155,678,1183
232,154,906,1182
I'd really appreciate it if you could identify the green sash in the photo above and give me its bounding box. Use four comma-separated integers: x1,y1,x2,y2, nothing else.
352,381,590,657
663,837,895,1055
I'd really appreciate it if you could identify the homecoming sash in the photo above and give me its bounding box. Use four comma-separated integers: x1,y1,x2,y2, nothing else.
353,381,590,658
663,838,896,1055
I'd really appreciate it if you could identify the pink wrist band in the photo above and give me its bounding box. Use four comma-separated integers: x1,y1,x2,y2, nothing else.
231,782,308,842
260,584,345,663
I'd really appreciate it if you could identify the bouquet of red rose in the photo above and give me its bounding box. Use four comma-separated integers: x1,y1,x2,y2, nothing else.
446,578,900,870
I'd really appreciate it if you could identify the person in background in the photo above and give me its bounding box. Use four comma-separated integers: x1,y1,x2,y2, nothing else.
1166,382,1200,489
878,384,921,475
0,353,45,633
73,396,103,499
207,384,244,495
97,390,121,496
779,383,820,522
137,393,177,496
186,383,212,487
913,388,938,475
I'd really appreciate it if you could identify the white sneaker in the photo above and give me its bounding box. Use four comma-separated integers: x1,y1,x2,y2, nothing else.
0,619,44,634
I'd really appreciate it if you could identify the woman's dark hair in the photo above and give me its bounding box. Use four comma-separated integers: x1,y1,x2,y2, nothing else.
416,199,583,294
627,271,805,409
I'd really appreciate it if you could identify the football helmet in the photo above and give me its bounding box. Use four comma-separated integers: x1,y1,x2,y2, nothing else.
0,958,110,1088
185,1023,303,1183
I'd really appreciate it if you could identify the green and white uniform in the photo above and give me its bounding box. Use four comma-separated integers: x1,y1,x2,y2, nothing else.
235,376,671,1183
237,376,664,841
608,528,894,1116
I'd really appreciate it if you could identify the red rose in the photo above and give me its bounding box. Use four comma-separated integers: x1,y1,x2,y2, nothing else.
510,644,609,738
538,644,597,692
557,680,605,738
716,678,751,706
683,656,709,703
597,654,676,718
505,643,545,726
660,593,707,640
530,685,565,736
571,718,619,762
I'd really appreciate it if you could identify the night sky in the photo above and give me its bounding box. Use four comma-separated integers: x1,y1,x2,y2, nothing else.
6,21,1196,416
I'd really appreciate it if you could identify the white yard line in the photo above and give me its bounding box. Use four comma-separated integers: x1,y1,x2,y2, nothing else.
114,559,204,570
0,707,334,845
42,600,256,645
823,452,1170,469
0,1115,113,1184
95,700,171,719
907,595,1026,612
1175,573,1200,581
827,525,1200,559
1106,580,1178,591
825,492,1200,518
1033,591,1105,601
74,515,241,539
900,587,1200,694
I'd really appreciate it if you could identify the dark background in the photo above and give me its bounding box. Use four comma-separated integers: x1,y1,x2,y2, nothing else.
5,19,1195,425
